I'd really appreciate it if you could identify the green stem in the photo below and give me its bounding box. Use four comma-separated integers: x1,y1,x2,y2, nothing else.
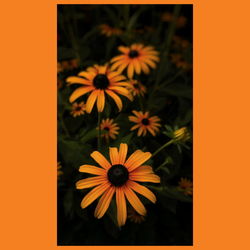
152,139,174,158
60,114,70,138
97,112,101,150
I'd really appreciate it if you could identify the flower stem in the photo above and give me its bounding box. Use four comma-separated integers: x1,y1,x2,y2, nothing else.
151,139,174,158
97,112,101,150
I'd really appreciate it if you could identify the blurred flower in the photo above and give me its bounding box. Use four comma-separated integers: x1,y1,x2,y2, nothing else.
170,53,192,71
161,12,187,28
57,78,63,90
178,178,193,195
111,44,159,79
67,64,133,113
100,118,119,141
57,58,79,72
99,24,123,37
172,36,191,50
76,143,160,227
127,79,146,97
128,207,145,224
129,111,161,136
173,127,190,143
57,162,63,178
70,102,86,117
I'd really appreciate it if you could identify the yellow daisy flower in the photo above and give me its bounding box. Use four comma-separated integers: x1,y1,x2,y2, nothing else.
178,178,193,195
129,111,161,136
70,102,86,117
110,44,160,79
173,127,190,142
100,118,119,141
67,64,133,113
127,79,146,97
127,207,145,224
76,143,160,227
99,24,123,37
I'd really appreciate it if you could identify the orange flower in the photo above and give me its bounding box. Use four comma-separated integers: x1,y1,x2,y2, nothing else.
67,65,132,113
178,178,193,195
129,111,161,136
100,118,119,140
99,24,123,37
76,143,160,227
110,44,159,79
127,207,145,224
127,79,146,97
70,102,86,117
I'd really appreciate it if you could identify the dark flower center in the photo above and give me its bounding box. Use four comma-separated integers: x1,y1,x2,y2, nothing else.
141,118,150,125
104,127,110,131
75,106,82,111
93,74,110,89
128,50,139,58
108,164,129,186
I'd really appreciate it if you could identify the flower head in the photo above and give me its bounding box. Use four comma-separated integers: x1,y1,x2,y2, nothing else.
178,178,193,195
76,143,160,227
70,101,86,117
99,24,123,37
173,127,190,142
129,111,161,136
100,118,119,141
67,65,133,113
110,44,159,79
127,79,146,97
57,162,63,178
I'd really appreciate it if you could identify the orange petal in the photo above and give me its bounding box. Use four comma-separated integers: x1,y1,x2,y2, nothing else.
116,187,127,227
127,62,134,79
76,176,107,189
69,86,94,103
118,46,129,54
127,180,156,203
126,152,152,172
97,90,105,112
130,174,160,183
109,147,119,165
78,71,96,80
67,76,92,85
133,59,141,74
111,55,126,63
91,151,111,169
123,185,146,216
124,150,143,168
130,165,153,175
85,90,98,113
119,143,128,164
105,90,122,111
94,186,115,218
81,182,110,208
79,165,106,175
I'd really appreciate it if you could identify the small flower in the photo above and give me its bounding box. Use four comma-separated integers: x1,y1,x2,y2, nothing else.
129,111,161,136
67,64,132,113
127,79,146,97
76,143,160,227
173,127,190,142
178,178,193,195
99,24,123,37
70,102,86,117
110,44,159,79
100,118,119,141
161,12,187,28
57,162,63,178
58,58,79,72
128,207,145,224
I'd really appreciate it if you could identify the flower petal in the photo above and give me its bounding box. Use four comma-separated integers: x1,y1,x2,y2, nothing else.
81,182,110,208
129,174,160,183
130,165,153,175
67,76,92,85
105,90,123,112
127,62,134,79
76,176,107,189
123,185,146,216
97,90,105,112
86,90,98,113
119,143,128,164
126,152,152,172
94,186,115,218
69,86,94,103
124,150,143,168
116,187,127,227
79,165,106,175
127,180,156,203
91,151,111,169
109,147,119,165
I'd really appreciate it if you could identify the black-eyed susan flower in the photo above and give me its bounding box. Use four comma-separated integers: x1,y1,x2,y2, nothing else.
173,127,190,142
70,102,86,117
100,118,119,141
178,177,193,195
57,162,63,178
110,44,159,79
129,111,161,136
67,64,133,113
127,207,145,224
76,143,160,227
99,24,123,37
127,79,146,97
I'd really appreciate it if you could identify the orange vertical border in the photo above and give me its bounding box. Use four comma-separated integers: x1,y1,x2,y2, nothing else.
1,0,250,250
